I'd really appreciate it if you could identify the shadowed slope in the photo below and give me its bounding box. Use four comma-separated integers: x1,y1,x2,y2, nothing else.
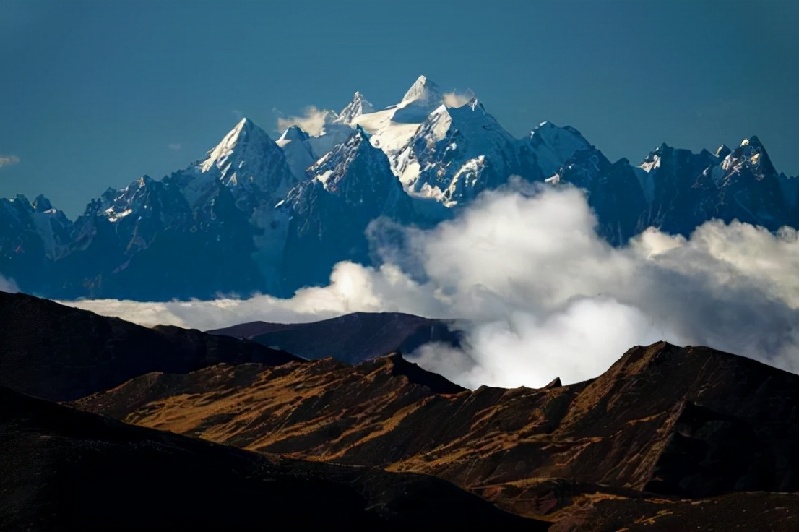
208,312,462,364
77,342,799,522
0,385,542,530
0,291,300,401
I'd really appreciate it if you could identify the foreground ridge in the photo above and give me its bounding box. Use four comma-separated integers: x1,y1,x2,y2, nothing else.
1,292,796,528
0,385,541,530
76,341,799,524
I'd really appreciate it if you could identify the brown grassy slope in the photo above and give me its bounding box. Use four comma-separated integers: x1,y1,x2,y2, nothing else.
0,385,544,531
76,341,799,522
548,489,799,531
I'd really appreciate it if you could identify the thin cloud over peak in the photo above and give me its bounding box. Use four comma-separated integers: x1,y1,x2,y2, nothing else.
443,90,476,108
276,106,335,136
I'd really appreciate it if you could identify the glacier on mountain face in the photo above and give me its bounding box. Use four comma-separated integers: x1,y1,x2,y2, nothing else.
2,74,798,301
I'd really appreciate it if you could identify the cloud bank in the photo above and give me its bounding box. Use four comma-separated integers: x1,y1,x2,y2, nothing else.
66,186,799,388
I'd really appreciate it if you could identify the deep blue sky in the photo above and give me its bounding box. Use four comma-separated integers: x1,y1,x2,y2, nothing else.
1,0,797,217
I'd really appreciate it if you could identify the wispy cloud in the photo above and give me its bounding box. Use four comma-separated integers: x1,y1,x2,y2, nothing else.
0,154,20,168
65,185,799,389
276,106,335,136
443,90,476,108
0,274,18,293
168,143,182,151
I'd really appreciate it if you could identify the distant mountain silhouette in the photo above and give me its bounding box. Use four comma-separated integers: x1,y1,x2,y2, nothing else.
209,312,462,363
0,291,300,401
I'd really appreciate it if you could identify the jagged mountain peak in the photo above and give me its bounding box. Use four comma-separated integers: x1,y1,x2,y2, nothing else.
311,125,381,183
391,75,445,125
276,125,314,151
3,76,799,302
527,121,592,177
276,125,316,181
32,194,53,213
352,123,370,138
235,116,256,130
715,144,732,159
393,97,528,204
722,134,777,179
529,121,590,148
337,91,375,125
277,124,310,144
401,74,442,105
195,117,294,196
425,100,510,140
304,124,407,213
319,127,370,169
10,194,31,207
741,135,763,148
200,117,275,174
211,117,260,150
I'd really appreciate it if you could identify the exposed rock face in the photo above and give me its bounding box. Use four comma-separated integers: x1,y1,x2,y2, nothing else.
3,77,799,300
396,100,538,204
279,127,415,292
0,385,541,530
76,341,799,521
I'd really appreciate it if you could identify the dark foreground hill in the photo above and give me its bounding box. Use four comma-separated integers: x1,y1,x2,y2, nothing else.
0,385,542,531
208,311,461,363
0,290,300,401
77,342,799,527
4,290,798,528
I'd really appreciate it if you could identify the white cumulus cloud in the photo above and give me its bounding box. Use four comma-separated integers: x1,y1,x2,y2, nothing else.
64,186,799,389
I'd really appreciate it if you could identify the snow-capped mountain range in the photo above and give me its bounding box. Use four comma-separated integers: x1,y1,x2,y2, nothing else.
2,75,797,300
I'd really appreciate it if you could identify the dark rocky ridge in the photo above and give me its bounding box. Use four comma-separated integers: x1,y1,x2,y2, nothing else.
208,311,462,364
0,291,300,401
2,290,797,528
0,385,541,530
76,341,799,523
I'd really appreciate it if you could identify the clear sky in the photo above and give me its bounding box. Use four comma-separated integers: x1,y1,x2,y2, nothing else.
1,0,797,217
